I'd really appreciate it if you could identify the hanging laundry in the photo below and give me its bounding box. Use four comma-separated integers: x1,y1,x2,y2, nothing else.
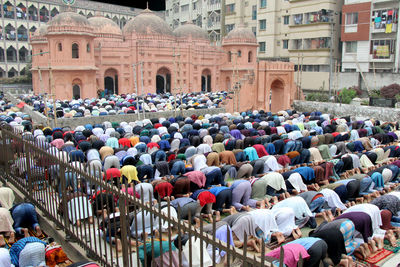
375,16,381,29
385,23,392,33
388,10,393,16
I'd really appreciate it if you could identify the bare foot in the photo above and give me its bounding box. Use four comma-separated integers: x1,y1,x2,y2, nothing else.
326,210,335,221
22,228,29,237
369,239,378,253
8,232,15,244
374,237,384,250
0,235,5,247
214,211,221,222
230,206,237,215
35,226,43,237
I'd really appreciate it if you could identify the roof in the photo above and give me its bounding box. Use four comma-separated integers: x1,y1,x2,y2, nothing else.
123,9,173,37
174,23,209,40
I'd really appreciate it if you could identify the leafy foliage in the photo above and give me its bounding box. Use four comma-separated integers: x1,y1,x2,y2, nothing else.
306,92,329,102
380,83,400,98
337,88,357,104
0,75,31,84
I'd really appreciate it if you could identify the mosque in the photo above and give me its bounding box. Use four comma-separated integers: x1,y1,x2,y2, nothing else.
30,8,297,112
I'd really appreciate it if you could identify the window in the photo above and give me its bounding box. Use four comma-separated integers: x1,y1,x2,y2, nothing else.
370,39,396,59
181,4,189,12
293,14,303,25
346,12,358,25
259,42,266,52
226,4,235,14
226,24,235,33
283,16,289,25
372,9,399,30
260,0,267,8
259,19,266,30
238,50,241,57
87,43,90,53
193,1,197,10
228,51,232,62
345,41,357,53
248,51,253,62
252,5,257,20
58,43,62,51
283,40,288,49
72,43,79,58
303,37,331,49
252,26,257,36
292,39,302,50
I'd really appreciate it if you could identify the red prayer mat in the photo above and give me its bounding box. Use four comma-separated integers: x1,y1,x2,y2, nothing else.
364,248,393,264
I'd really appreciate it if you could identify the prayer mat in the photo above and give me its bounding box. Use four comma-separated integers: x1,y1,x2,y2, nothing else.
383,239,400,253
364,249,393,264
353,260,377,267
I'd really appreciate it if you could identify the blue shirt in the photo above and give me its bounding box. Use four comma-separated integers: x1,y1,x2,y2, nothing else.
288,237,321,250
209,186,229,196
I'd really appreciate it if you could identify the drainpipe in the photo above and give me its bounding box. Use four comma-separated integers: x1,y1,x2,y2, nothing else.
395,1,400,73
220,0,226,38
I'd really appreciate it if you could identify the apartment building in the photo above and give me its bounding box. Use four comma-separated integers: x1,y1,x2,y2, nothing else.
0,0,152,78
222,0,344,91
165,0,222,43
341,0,400,73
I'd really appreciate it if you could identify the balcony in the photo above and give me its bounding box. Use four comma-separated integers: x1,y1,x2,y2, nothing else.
371,23,397,33
208,3,221,11
369,54,394,62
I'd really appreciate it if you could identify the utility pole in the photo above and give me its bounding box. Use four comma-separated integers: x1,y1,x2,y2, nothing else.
38,67,49,127
329,16,334,96
49,64,57,127
173,48,182,117
140,61,145,119
132,63,140,120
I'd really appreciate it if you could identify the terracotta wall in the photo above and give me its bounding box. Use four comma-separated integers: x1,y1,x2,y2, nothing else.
341,2,371,41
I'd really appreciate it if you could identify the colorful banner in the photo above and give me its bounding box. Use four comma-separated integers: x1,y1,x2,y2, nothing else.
376,45,389,57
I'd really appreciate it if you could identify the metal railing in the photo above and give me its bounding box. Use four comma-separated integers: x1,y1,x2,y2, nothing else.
0,125,294,267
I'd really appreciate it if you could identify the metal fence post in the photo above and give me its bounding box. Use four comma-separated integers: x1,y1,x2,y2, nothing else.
118,192,130,267
24,142,33,197
59,161,70,240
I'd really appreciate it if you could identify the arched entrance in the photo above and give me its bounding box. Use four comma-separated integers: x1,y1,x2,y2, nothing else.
73,85,80,100
201,69,212,92
104,68,118,95
269,79,285,112
72,78,82,100
156,67,171,94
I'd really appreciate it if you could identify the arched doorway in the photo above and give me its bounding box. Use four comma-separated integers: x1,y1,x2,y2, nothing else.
72,78,82,100
225,77,231,91
201,69,212,92
72,85,80,99
104,68,118,95
156,67,171,94
269,79,285,112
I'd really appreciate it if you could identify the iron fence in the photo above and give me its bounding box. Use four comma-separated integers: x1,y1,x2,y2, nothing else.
0,125,307,267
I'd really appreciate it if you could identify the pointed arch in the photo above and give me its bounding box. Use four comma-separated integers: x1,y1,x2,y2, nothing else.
39,6,49,22
0,68,5,78
17,25,28,41
120,17,126,27
0,48,4,62
28,5,38,21
6,46,17,62
87,12,93,18
79,10,85,16
156,67,171,94
72,43,79,58
16,3,27,20
201,68,212,92
112,16,119,25
8,67,17,78
72,78,82,99
4,1,14,19
5,24,16,40
19,46,28,62
51,7,59,18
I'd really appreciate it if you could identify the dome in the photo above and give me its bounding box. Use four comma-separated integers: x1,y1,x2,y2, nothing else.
88,16,122,36
223,24,257,44
35,25,48,36
49,12,90,27
174,23,209,40
123,9,173,37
